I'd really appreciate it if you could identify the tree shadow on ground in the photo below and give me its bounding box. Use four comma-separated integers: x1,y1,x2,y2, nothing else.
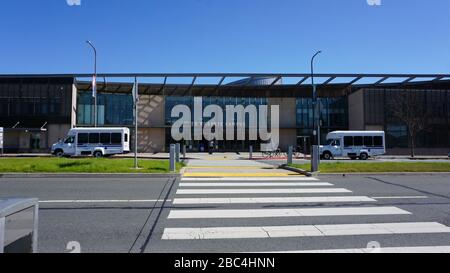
57,161,92,168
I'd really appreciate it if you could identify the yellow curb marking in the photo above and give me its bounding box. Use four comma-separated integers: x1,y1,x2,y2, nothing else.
186,166,271,169
183,173,300,177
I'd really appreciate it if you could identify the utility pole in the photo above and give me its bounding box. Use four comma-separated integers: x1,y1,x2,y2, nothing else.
86,41,97,127
311,50,322,172
133,77,139,169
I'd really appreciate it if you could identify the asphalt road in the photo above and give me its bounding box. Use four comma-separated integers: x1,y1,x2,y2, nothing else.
0,176,176,253
1,174,450,253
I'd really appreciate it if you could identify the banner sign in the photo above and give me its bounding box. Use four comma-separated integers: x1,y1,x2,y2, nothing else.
0,127,3,151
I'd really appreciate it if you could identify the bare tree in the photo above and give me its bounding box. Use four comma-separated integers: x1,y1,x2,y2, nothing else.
387,90,428,158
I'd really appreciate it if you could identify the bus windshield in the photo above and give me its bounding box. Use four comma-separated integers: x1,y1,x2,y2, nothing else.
64,136,75,144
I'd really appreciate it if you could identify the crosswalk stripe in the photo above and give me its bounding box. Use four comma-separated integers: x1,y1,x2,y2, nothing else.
179,182,333,187
164,176,448,252
265,246,450,253
172,196,376,205
181,177,319,181
372,196,428,200
39,199,169,203
176,188,352,195
162,222,450,240
167,206,410,219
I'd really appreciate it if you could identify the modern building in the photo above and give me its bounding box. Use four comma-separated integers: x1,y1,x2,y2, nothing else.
1,73,449,155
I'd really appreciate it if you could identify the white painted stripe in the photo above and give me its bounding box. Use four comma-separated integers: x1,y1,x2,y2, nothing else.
179,182,333,187
176,188,352,195
39,199,170,203
167,206,410,219
181,177,319,181
372,196,428,200
162,222,450,240
267,246,450,253
173,196,376,205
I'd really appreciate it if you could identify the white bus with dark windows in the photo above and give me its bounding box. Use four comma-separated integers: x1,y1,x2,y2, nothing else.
319,131,386,160
51,127,130,158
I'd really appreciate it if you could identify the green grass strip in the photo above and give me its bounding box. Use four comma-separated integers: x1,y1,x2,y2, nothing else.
0,158,185,173
291,162,450,173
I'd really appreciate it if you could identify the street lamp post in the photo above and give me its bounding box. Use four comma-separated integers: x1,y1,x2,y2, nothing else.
86,41,97,127
311,50,322,171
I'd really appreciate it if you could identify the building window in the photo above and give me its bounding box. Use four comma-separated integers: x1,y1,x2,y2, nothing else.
77,92,133,126
386,124,408,148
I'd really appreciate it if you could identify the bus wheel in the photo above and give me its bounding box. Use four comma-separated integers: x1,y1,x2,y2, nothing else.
323,152,332,160
359,153,369,160
54,149,64,158
93,151,103,158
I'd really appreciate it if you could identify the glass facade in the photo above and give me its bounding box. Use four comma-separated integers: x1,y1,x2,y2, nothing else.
75,88,448,152
165,96,268,126
370,89,450,149
0,78,73,152
2,77,449,154
164,96,349,151
0,78,72,124
77,92,133,126
296,97,348,144
165,96,268,151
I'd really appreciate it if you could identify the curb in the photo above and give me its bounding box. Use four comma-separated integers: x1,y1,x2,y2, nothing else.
279,164,313,177
0,173,181,179
318,172,450,176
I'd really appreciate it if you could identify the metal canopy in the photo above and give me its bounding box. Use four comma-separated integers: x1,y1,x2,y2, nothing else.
1,73,450,97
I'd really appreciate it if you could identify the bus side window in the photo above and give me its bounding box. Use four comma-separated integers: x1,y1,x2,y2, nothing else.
354,136,363,146
89,133,100,144
100,133,111,145
78,133,88,145
364,136,373,147
344,136,353,147
111,133,122,144
374,136,383,147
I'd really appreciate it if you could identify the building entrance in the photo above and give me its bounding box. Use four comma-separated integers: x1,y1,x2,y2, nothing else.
297,136,311,155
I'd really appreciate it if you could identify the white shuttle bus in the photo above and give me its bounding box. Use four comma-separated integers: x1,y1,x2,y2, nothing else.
320,131,386,160
51,127,130,158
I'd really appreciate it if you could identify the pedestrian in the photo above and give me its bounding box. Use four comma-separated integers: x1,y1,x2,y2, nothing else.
209,140,214,155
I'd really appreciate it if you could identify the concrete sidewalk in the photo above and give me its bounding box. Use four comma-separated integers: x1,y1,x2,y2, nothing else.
182,153,302,178
1,152,448,161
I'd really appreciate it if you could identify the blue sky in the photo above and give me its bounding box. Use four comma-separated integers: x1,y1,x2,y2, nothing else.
0,0,449,74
